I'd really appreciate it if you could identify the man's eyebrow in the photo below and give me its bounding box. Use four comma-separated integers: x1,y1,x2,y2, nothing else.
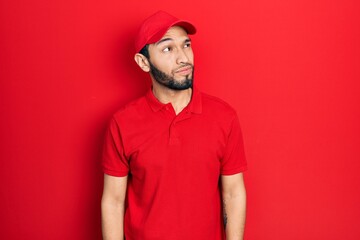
156,38,173,45
155,37,192,45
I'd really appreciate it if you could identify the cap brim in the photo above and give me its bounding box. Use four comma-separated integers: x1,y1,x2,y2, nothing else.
147,20,197,45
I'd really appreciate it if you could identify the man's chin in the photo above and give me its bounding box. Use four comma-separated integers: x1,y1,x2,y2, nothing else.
174,75,193,84
171,80,193,91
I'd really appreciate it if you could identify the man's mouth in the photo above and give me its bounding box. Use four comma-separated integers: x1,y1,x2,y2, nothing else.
175,66,193,75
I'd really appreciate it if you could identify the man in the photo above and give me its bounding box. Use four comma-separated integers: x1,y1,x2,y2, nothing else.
101,10,247,240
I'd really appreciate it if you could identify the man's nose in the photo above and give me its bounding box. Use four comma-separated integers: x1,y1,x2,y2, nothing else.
176,48,189,64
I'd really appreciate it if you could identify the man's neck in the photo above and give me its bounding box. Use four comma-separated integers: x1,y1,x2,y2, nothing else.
152,82,192,115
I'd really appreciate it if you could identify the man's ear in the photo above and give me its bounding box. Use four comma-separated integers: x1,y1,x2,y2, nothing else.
134,53,150,72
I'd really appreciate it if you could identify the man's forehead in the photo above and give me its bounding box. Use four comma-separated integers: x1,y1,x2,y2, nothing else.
157,26,190,43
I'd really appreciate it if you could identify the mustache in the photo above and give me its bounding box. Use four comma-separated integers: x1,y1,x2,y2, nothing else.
173,63,193,72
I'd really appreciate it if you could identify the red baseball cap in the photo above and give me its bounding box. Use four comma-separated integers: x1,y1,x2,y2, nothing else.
135,11,197,54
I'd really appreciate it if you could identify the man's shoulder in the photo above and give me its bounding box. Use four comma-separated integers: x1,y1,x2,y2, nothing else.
200,91,237,117
112,94,149,121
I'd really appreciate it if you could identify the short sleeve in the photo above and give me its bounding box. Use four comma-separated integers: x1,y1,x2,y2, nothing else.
101,117,129,177
220,114,248,175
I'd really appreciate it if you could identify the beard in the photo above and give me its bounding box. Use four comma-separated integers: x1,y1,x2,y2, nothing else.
148,60,194,90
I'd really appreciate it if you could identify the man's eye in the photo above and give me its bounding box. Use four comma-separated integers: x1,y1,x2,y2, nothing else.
184,43,191,48
163,47,171,52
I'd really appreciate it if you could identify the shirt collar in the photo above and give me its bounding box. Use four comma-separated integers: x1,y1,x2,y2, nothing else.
145,86,202,114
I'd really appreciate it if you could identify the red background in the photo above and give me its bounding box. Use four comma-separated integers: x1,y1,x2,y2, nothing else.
1,0,359,239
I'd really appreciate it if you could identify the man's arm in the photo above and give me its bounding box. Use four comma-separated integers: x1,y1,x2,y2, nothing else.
221,173,246,240
101,174,128,240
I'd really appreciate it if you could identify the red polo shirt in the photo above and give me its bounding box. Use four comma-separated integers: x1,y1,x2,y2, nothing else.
102,87,247,240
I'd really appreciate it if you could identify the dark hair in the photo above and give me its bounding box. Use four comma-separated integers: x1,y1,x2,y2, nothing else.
139,44,150,59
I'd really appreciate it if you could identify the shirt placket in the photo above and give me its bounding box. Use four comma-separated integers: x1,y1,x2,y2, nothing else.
168,108,192,145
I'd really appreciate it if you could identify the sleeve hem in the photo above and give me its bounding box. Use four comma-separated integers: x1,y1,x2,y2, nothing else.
221,165,248,175
103,168,128,177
